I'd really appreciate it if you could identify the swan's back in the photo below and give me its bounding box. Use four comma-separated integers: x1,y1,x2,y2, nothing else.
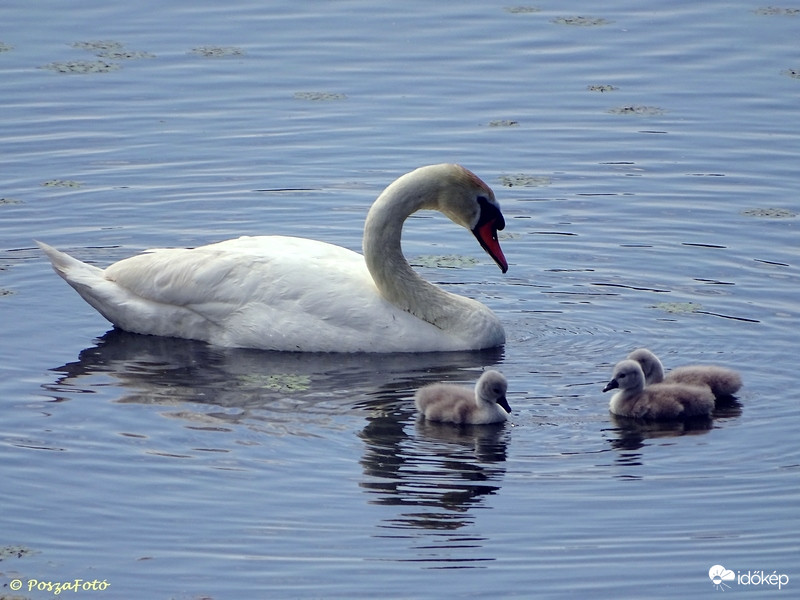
616,382,716,420
627,348,742,398
665,365,742,398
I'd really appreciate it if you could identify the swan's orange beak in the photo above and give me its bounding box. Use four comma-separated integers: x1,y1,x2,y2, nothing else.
473,200,508,273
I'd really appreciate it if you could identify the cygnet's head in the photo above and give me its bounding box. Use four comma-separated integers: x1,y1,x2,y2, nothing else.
603,359,646,393
476,370,511,413
627,348,665,384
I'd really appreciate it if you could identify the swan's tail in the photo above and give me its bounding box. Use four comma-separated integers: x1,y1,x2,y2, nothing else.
37,240,105,285
36,241,121,323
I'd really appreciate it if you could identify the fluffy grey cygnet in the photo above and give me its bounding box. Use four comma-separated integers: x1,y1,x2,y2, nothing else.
414,370,511,425
603,359,715,420
627,348,742,398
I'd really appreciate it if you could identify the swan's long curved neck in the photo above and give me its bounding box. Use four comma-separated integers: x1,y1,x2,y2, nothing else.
362,177,474,330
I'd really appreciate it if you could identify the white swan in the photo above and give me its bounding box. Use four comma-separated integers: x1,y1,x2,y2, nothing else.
38,164,508,353
627,348,742,398
415,370,511,425
603,359,715,420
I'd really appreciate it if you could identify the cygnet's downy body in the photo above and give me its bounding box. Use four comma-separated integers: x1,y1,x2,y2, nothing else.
415,370,511,425
628,348,742,399
603,359,715,420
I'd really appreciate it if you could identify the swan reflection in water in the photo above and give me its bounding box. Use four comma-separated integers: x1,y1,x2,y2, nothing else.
359,390,509,567
44,329,509,567
45,329,504,406
605,399,743,472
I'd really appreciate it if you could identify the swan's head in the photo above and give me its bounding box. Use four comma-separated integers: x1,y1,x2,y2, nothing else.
603,359,646,393
476,369,511,413
421,164,508,273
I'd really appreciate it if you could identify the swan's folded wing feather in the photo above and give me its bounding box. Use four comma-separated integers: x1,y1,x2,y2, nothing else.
104,236,368,308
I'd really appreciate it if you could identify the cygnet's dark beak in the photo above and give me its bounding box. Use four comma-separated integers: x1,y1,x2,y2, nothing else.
603,379,619,393
472,197,508,273
497,395,512,414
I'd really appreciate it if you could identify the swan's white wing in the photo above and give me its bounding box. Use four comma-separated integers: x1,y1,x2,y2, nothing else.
43,236,471,352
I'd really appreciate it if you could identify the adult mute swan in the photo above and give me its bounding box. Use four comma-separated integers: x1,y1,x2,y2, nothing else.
603,359,715,420
415,370,511,425
38,164,509,353
627,348,742,399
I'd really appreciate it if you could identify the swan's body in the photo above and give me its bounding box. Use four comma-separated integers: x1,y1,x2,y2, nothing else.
627,348,742,398
38,164,508,352
415,370,511,425
603,359,715,420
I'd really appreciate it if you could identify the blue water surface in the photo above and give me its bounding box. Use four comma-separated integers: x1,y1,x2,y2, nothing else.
1,1,798,598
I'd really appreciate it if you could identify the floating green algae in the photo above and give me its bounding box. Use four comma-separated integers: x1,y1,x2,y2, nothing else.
608,105,666,116
498,174,551,188
41,179,82,188
552,16,613,26
293,91,348,101
191,46,244,58
40,60,120,74
588,84,618,92
741,207,797,218
651,302,702,314
411,255,480,269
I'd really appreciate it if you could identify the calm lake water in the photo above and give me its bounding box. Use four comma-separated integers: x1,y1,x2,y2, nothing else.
1,1,798,598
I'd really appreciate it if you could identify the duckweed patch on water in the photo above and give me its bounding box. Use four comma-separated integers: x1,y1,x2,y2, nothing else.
651,302,702,314
72,40,154,59
0,545,37,560
263,374,311,393
99,49,155,60
41,179,82,188
235,373,311,393
41,40,153,74
588,84,618,92
40,60,120,74
608,105,666,116
552,16,613,26
293,91,348,101
504,6,542,14
190,46,244,58
488,119,519,127
498,174,551,187
71,40,123,53
411,255,480,269
741,207,797,218
753,6,800,16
